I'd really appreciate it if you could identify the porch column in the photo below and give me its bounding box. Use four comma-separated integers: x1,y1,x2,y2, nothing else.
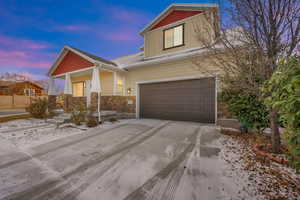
113,72,117,95
91,92,99,111
90,66,102,121
48,78,58,112
63,73,73,112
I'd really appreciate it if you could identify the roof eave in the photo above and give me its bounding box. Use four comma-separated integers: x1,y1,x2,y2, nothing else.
47,46,122,77
139,3,219,35
46,46,69,77
123,49,206,70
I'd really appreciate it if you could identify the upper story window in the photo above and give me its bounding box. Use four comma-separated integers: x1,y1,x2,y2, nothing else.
163,24,184,50
72,81,85,97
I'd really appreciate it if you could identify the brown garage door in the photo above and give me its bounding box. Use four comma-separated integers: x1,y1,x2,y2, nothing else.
139,77,216,123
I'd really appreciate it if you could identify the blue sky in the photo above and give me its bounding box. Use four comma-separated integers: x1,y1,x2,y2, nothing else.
0,0,227,81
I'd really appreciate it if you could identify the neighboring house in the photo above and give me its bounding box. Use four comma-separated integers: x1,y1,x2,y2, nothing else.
47,3,221,123
0,80,45,96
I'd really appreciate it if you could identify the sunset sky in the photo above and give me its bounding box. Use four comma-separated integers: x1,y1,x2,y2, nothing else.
0,0,224,82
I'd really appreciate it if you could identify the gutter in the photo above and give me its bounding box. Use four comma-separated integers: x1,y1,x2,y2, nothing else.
123,47,209,70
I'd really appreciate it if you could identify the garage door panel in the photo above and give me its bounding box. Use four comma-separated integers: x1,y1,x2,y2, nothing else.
139,78,216,123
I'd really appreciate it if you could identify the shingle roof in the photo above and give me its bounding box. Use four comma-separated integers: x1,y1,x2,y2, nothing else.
69,46,118,67
113,46,209,69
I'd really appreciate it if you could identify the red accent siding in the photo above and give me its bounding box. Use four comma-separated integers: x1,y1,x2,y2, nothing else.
52,51,93,76
151,10,202,30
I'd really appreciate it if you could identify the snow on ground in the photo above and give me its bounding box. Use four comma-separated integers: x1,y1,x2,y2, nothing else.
0,118,299,200
0,117,128,149
219,132,300,200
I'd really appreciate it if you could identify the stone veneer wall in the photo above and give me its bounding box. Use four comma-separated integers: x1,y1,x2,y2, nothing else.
67,95,229,120
65,96,87,111
48,95,57,111
64,94,72,112
67,95,136,113
100,96,136,113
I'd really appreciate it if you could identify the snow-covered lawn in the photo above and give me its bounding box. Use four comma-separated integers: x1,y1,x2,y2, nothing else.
0,117,124,149
0,118,84,149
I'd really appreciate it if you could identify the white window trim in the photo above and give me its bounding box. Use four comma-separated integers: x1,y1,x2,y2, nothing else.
72,81,86,97
163,24,184,49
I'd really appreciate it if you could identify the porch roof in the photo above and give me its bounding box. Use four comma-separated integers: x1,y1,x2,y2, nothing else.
70,46,117,67
47,46,123,78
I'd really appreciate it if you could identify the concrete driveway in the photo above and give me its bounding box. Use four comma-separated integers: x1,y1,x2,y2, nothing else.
0,119,224,200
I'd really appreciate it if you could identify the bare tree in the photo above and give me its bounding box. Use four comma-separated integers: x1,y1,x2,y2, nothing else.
193,0,300,153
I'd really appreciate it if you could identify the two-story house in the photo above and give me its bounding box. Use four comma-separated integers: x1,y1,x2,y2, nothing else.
47,3,220,123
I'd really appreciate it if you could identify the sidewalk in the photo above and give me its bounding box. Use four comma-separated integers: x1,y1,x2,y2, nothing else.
0,109,30,122
0,109,28,117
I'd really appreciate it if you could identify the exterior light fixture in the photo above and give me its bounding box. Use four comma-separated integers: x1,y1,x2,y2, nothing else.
127,88,131,95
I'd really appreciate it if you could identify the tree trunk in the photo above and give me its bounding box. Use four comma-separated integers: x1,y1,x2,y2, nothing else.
270,108,281,153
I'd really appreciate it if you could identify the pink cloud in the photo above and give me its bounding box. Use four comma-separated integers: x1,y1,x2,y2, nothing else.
0,35,54,69
0,35,50,50
102,28,139,42
0,55,52,69
0,50,28,58
96,6,149,42
54,24,90,32
18,72,48,81
107,6,150,25
0,71,48,81
26,43,49,49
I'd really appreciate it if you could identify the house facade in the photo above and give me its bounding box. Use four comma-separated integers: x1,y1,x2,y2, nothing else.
47,3,221,123
0,80,45,96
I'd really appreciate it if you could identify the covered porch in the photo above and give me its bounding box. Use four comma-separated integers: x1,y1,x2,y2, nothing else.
47,46,136,120
55,65,126,108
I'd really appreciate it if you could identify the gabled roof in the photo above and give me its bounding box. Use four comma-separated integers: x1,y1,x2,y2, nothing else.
47,45,119,77
70,46,117,66
140,3,218,35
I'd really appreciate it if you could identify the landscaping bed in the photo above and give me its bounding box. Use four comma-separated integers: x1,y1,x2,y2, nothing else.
220,128,300,200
